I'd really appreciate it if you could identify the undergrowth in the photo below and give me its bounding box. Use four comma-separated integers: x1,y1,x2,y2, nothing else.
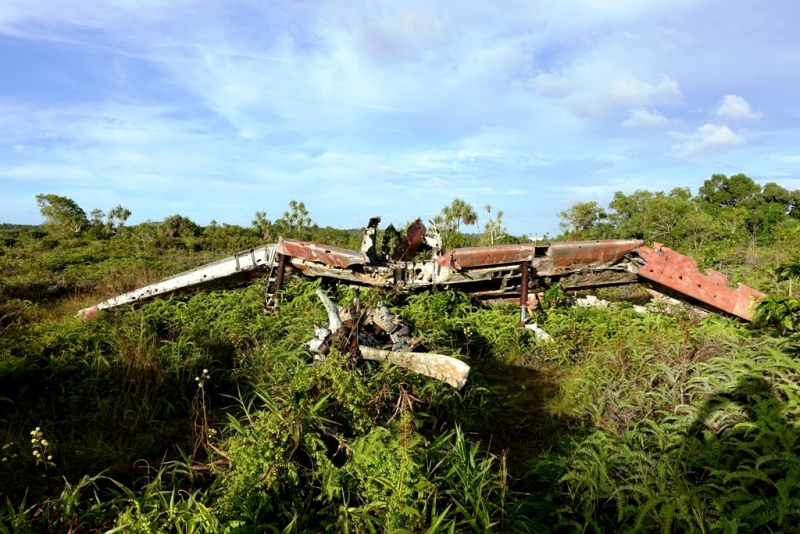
4,225,800,532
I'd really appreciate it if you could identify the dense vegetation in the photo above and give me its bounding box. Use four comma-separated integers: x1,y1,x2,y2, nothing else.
3,174,800,532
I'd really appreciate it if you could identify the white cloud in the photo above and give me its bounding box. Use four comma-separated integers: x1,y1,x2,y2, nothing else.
607,77,681,107
621,108,670,129
530,71,682,116
376,164,396,174
668,123,745,157
716,95,761,120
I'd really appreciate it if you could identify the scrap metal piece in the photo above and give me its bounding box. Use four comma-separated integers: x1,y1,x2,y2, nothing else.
276,239,366,269
547,240,644,273
359,346,470,389
78,244,277,318
525,323,553,342
519,261,530,322
436,244,537,270
315,290,343,332
303,324,331,359
635,243,765,321
360,216,382,263
393,219,427,261
424,225,444,257
272,253,287,305
307,291,469,388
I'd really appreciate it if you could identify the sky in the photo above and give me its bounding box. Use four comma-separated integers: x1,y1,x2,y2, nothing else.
1,0,799,236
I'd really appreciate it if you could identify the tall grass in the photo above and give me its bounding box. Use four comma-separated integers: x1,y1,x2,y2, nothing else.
5,224,800,531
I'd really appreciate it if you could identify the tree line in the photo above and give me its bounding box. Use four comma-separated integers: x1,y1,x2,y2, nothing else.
558,173,800,251
28,194,514,250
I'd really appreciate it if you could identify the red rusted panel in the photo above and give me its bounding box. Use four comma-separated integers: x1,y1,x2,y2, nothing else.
636,243,765,321
276,239,366,269
549,240,643,269
435,244,537,269
394,219,427,261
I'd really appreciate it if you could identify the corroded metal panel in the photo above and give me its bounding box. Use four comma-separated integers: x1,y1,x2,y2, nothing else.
435,244,537,269
276,239,366,269
636,243,765,321
393,219,427,261
548,240,643,272
288,260,393,286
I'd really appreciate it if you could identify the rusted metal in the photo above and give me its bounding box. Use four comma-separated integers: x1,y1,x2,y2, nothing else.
519,261,530,322
548,240,643,273
273,253,287,304
276,239,366,269
436,244,537,269
394,219,427,261
635,243,765,321
79,217,768,324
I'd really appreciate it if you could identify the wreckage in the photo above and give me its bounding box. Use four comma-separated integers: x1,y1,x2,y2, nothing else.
78,217,766,388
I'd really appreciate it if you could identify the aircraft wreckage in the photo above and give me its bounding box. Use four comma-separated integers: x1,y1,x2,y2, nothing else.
79,217,766,389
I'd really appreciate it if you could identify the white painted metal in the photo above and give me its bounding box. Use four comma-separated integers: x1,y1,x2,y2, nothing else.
78,244,277,316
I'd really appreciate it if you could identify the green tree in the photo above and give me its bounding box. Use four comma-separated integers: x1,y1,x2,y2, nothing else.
35,193,88,233
275,200,313,235
698,173,760,209
90,208,105,225
482,204,507,245
106,205,131,235
433,199,478,233
251,211,272,240
558,201,608,238
162,214,201,238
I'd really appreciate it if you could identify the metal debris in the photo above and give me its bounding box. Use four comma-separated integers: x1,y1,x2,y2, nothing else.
634,244,763,321
306,290,470,389
525,323,553,342
79,217,766,323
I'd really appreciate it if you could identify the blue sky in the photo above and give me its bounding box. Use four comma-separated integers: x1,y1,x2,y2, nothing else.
1,0,799,236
